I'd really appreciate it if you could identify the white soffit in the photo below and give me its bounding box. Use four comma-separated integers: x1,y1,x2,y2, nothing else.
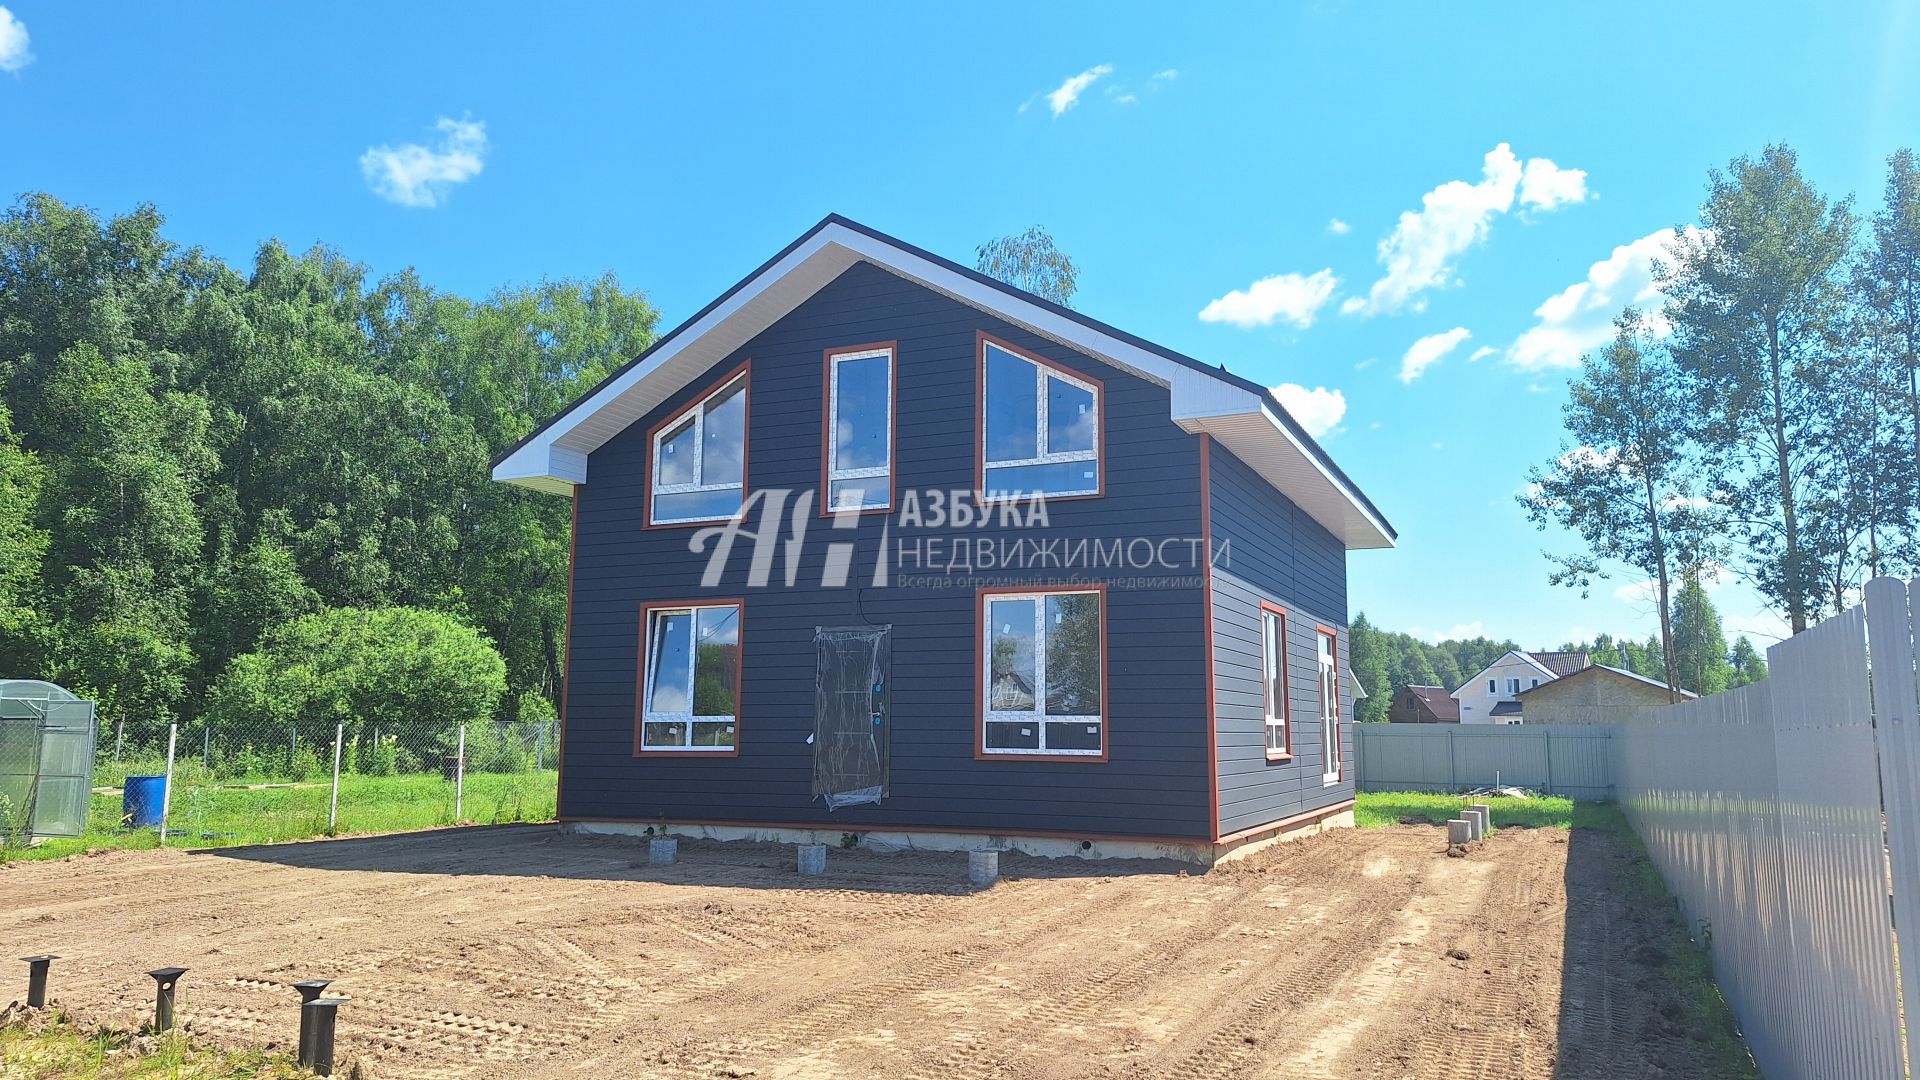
492,221,1394,550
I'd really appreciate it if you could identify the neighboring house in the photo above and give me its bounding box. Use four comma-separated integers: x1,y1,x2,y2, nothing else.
491,215,1396,864
1388,685,1459,724
1515,664,1695,724
1452,651,1587,724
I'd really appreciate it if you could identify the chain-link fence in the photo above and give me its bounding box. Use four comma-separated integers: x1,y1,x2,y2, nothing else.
77,718,558,851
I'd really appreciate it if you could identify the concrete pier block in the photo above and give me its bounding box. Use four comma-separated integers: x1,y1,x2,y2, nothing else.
648,837,678,865
1463,808,1487,841
1448,818,1474,846
797,843,828,876
1470,803,1494,835
968,850,1000,888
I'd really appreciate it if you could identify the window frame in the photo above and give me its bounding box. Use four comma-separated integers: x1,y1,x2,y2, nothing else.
1506,677,1522,695
1487,678,1497,694
819,342,898,517
975,583,1109,762
634,598,745,757
644,363,751,528
1317,626,1342,784
975,331,1105,502
1260,601,1291,761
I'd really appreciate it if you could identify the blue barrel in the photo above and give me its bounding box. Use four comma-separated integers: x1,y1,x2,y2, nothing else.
123,775,167,828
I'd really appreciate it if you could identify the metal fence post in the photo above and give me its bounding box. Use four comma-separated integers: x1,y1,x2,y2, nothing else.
160,723,177,846
1543,727,1554,795
454,724,466,822
202,725,210,769
329,724,343,833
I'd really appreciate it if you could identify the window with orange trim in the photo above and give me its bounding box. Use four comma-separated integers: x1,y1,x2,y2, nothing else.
982,588,1104,755
980,340,1100,499
1261,607,1289,756
650,373,746,525
639,602,741,752
1318,628,1341,781
825,345,894,511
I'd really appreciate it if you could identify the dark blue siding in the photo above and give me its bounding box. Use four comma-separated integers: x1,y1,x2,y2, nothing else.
564,261,1212,840
1208,442,1355,836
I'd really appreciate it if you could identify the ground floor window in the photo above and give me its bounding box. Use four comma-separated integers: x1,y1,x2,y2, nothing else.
981,587,1105,757
1261,604,1289,757
638,601,741,752
1319,628,1341,782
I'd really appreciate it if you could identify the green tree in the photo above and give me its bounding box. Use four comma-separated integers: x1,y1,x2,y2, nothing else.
1857,148,1920,576
1727,636,1769,687
1669,571,1732,695
205,606,507,745
1661,145,1857,634
976,226,1079,307
0,406,48,671
1521,309,1705,700
1348,613,1392,722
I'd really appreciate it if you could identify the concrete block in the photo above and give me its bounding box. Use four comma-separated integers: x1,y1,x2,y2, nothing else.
648,837,678,865
968,850,1000,888
797,843,828,876
1470,803,1494,834
1448,818,1474,846
1463,808,1487,841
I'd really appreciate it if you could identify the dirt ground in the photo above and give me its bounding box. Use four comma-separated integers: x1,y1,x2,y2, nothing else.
1,822,1730,1080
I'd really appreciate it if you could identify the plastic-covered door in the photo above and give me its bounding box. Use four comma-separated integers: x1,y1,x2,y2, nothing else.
812,626,890,809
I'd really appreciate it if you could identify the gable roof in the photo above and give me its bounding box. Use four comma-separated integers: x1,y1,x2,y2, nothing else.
1452,649,1561,695
1489,700,1525,717
1515,663,1697,699
489,214,1395,550
1404,685,1460,720
1528,651,1590,677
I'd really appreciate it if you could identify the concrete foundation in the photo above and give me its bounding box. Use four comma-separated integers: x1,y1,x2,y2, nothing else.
1448,818,1474,846
565,801,1356,869
648,837,678,865
968,850,1000,888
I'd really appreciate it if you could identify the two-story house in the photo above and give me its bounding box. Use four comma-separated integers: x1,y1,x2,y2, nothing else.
1452,650,1588,724
491,216,1395,864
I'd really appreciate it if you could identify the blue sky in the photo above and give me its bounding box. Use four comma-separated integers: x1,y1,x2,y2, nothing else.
4,2,1917,650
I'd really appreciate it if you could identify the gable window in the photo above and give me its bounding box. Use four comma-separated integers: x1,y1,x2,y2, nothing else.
1261,605,1289,758
824,344,895,512
1506,677,1522,695
638,601,741,753
650,370,747,525
1318,629,1341,783
1531,677,1541,688
1487,678,1496,694
981,587,1105,757
980,336,1101,499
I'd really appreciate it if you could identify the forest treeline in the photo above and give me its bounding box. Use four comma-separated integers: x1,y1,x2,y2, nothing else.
0,194,659,744
1350,570,1768,723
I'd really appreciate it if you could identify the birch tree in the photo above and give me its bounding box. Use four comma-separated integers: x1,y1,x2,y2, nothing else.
1520,310,1708,700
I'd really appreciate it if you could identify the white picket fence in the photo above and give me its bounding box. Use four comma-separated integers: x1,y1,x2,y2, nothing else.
1614,576,1919,1079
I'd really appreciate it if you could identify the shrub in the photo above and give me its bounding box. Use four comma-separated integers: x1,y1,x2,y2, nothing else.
363,734,399,777
205,606,507,750
286,744,321,783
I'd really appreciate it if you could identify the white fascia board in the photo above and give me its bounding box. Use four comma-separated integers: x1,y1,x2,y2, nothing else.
491,222,1393,551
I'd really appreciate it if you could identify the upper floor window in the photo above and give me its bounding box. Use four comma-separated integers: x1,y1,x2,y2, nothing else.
1319,629,1341,782
638,601,741,753
825,344,895,512
1262,606,1289,758
1506,677,1522,695
980,336,1101,500
650,370,747,525
982,587,1104,757
1487,678,1496,694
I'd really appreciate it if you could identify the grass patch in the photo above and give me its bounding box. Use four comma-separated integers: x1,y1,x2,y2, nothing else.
0,1007,306,1079
1,770,556,865
1354,790,1577,830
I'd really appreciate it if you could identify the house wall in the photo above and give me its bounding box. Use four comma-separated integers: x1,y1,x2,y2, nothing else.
1453,653,1552,724
563,261,1215,841
1207,441,1355,837
1387,689,1452,724
1520,672,1680,725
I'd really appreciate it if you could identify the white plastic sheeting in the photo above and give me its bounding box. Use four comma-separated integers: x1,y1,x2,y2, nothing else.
813,626,890,810
1615,578,1917,1080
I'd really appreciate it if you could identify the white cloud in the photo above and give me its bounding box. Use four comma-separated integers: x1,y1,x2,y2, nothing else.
1198,268,1339,329
1152,69,1179,81
1327,218,1351,235
1507,226,1699,371
1519,158,1589,210
360,117,489,208
1344,143,1590,316
1044,64,1113,116
0,7,32,73
1271,383,1347,438
1468,346,1495,362
1355,357,1378,370
1399,326,1472,383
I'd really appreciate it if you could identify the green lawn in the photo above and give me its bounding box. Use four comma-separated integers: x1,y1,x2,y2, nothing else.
3,769,556,864
0,1009,306,1080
